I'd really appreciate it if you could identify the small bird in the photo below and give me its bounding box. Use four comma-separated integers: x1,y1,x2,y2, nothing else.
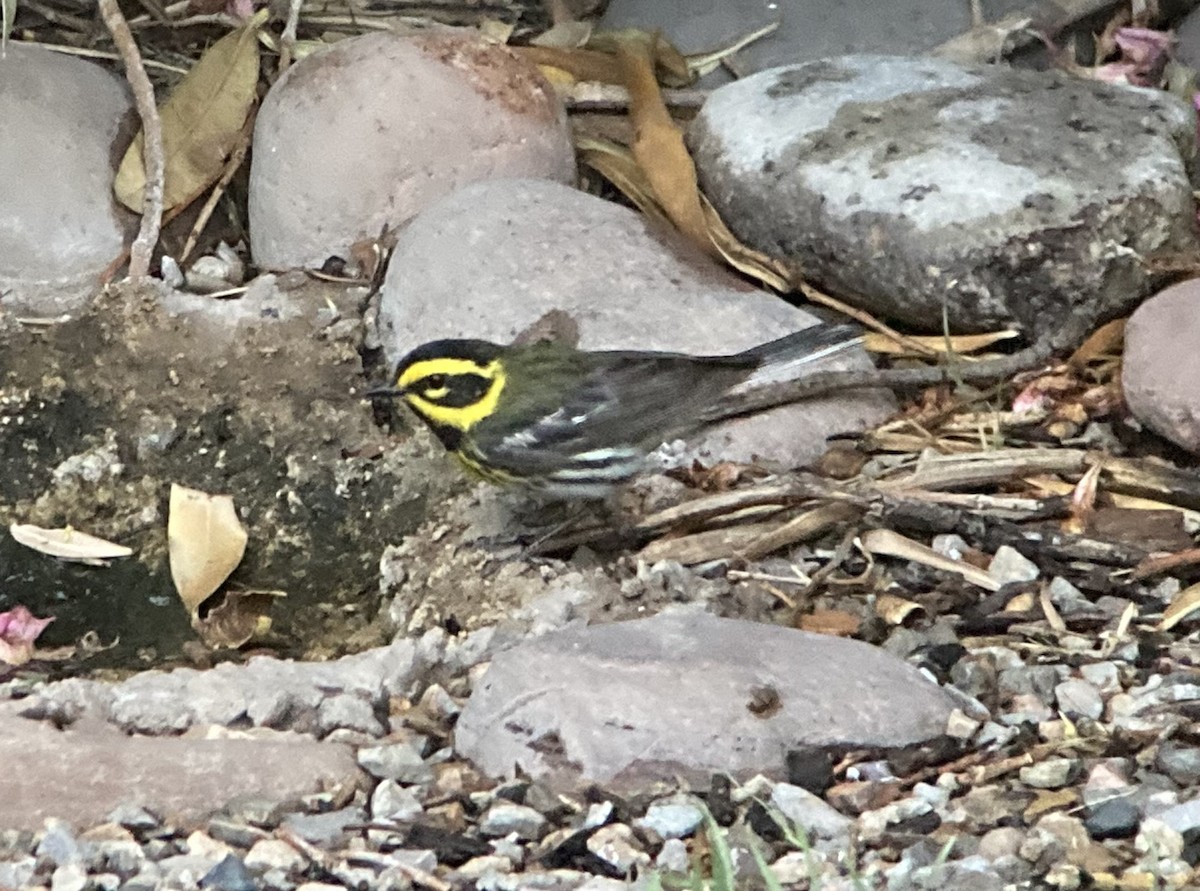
369,324,861,500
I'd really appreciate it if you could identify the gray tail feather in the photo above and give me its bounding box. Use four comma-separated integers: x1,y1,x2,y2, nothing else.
734,323,863,389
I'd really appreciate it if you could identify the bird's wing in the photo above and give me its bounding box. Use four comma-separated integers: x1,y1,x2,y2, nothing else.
476,356,741,481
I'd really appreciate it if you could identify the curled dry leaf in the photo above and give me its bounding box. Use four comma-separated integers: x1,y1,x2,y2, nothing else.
874,593,925,626
115,12,264,213
167,483,248,618
863,329,1019,356
859,528,1001,592
0,605,54,666
1069,318,1125,369
1159,581,1200,631
797,609,860,637
9,523,133,563
193,588,285,649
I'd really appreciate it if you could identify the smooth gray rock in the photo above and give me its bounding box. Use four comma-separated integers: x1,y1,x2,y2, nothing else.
249,31,573,270
0,702,359,832
1123,278,1200,454
454,610,956,792
0,43,135,316
357,740,434,784
375,177,894,469
478,802,548,840
690,55,1197,339
1054,678,1104,721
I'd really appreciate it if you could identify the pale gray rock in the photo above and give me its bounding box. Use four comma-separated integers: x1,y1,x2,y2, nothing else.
690,55,1197,339
655,838,690,874
1019,757,1077,789
1054,678,1104,721
0,702,358,832
634,799,703,840
1123,278,1200,454
249,31,573,270
977,826,1025,861
369,781,424,823
987,546,1039,585
376,177,894,469
357,740,433,784
316,693,386,738
454,610,956,792
478,803,548,840
244,839,308,875
586,824,650,873
0,43,136,317
770,782,852,842
50,862,88,891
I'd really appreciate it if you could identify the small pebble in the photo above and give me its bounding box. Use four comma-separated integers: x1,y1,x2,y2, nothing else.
1054,679,1104,720
199,854,256,891
1020,758,1077,790
478,803,547,841
1085,798,1141,840
635,799,703,840
978,826,1025,861
1155,742,1200,787
50,862,87,891
370,780,424,823
1079,661,1121,693
988,545,1039,584
655,838,691,873
244,839,308,875
586,824,650,873
357,739,433,784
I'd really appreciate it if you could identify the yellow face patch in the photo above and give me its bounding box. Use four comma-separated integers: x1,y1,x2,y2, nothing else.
397,357,505,432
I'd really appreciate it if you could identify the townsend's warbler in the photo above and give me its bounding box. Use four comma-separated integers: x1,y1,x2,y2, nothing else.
370,324,861,500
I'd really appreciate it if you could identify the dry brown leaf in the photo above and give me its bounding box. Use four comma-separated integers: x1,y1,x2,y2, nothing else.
874,593,925,625
1159,581,1200,631
700,197,792,290
590,29,692,86
797,609,861,637
615,33,714,256
1004,591,1036,613
193,588,285,649
1039,584,1067,632
859,528,1001,591
530,20,594,48
168,483,248,617
1069,318,1126,368
9,523,133,563
863,329,1019,356
517,45,625,85
115,14,263,213
1063,462,1102,535
576,137,674,229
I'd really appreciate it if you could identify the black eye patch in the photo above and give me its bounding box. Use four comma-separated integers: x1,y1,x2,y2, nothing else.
419,373,491,407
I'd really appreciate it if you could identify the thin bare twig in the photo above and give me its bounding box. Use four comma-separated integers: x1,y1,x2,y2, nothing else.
278,0,303,72
179,112,256,265
98,0,163,280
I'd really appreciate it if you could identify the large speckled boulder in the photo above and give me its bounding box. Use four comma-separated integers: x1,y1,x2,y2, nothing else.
690,55,1198,339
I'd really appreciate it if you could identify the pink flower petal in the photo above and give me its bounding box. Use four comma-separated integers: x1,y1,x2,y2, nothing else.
0,605,55,666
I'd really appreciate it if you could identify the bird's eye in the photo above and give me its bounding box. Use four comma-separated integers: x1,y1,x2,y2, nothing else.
425,374,446,390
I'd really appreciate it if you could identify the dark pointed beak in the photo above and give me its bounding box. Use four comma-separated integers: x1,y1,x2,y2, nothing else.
366,385,404,400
